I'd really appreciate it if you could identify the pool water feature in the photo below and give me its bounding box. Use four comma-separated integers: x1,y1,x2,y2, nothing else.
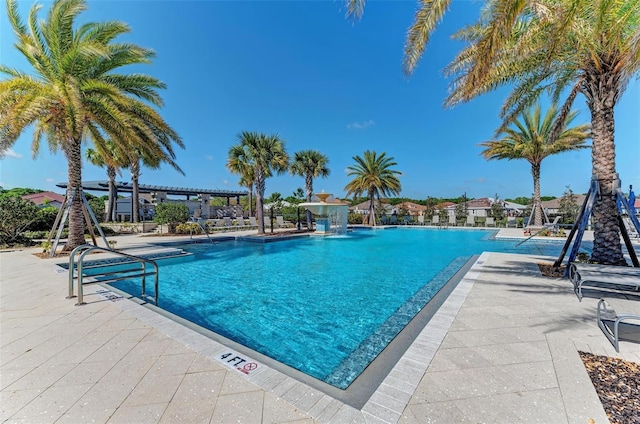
100,229,567,391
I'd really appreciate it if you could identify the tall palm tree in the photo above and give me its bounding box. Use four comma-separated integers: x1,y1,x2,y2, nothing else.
480,104,590,226
290,150,330,229
85,143,124,222
227,132,289,234
1,0,183,251
345,0,639,264
344,151,401,226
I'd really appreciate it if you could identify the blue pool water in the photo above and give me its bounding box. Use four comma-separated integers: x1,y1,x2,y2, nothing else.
103,228,568,389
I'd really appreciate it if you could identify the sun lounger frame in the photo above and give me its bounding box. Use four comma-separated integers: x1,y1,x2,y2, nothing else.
596,299,640,352
569,262,640,301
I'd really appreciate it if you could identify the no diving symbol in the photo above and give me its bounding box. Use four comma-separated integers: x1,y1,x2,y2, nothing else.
240,362,258,374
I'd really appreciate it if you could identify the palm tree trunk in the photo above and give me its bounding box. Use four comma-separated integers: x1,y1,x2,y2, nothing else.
368,193,376,226
255,171,265,234
306,173,313,229
248,184,254,217
531,163,543,226
107,166,116,222
63,138,86,251
587,88,625,265
131,159,140,223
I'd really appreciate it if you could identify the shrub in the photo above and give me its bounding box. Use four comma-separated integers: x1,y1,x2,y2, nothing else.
348,213,363,224
175,222,202,234
27,206,59,231
154,203,190,233
0,196,41,243
87,197,105,222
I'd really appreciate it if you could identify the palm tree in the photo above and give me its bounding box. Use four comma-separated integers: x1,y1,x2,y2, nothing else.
344,151,401,225
345,0,639,265
227,147,256,218
1,0,183,251
290,150,330,229
127,149,183,223
227,132,289,234
85,140,130,222
480,104,590,226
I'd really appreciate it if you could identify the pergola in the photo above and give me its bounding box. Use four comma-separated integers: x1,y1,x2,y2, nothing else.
57,181,248,221
56,180,247,204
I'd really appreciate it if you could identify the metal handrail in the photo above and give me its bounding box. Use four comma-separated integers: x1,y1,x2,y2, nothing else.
67,244,159,306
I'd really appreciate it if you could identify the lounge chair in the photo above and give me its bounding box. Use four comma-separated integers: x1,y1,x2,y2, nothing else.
506,216,517,228
403,215,411,225
597,299,640,352
390,214,397,225
568,262,640,301
248,217,258,228
276,216,292,228
485,217,495,227
381,215,388,225
417,215,424,225
465,215,475,227
448,214,456,227
523,216,561,236
431,215,439,226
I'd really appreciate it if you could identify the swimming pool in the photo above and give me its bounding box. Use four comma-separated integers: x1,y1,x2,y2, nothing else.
102,228,566,391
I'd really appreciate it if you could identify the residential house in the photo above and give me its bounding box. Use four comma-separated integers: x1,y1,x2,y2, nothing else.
21,191,65,209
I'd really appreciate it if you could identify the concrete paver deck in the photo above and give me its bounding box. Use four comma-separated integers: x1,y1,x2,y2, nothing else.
1,229,638,423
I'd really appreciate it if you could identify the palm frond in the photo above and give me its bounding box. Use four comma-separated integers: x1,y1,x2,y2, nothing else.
403,0,451,75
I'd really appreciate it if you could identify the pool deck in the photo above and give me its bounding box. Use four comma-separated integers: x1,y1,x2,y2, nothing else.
1,228,639,423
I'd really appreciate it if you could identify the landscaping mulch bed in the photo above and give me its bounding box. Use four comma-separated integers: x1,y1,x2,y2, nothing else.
538,262,566,278
579,351,640,424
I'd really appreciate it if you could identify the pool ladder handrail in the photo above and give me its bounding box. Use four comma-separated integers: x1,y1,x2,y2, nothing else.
67,244,159,306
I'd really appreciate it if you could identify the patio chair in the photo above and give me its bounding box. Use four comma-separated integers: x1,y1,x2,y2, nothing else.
568,262,640,301
381,215,388,225
248,217,258,228
465,215,475,227
417,215,424,225
431,215,439,226
486,217,495,227
506,216,517,228
597,299,640,352
523,216,561,236
403,215,411,225
448,214,456,227
276,216,292,228
390,214,398,225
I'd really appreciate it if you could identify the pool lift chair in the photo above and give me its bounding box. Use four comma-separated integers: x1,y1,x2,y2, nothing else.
189,209,214,243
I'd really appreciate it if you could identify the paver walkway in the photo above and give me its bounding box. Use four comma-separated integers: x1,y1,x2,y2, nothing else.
1,231,638,423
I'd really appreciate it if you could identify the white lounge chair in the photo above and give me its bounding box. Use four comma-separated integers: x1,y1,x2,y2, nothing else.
506,216,517,228
597,299,640,352
485,217,495,227
449,214,457,227
431,215,439,226
569,262,640,301
248,216,258,228
524,216,561,235
417,215,425,225
276,216,292,228
466,215,475,227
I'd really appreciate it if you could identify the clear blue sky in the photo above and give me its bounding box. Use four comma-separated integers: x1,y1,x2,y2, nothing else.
2,1,639,200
